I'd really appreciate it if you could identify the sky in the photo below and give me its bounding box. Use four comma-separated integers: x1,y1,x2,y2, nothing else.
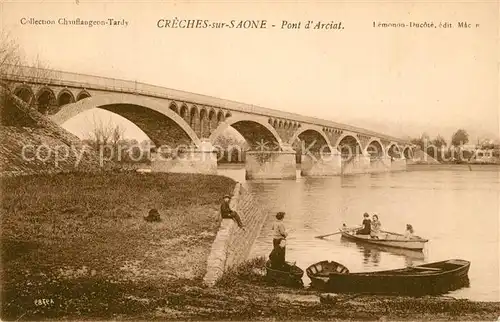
1,1,498,143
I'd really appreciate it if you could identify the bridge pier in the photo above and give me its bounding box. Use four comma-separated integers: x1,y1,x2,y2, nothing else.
368,156,392,173
341,154,371,175
301,152,342,176
150,141,218,175
245,148,296,180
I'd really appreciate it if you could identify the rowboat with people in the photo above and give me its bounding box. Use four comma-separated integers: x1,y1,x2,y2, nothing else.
339,235,426,260
315,213,429,251
339,226,429,250
306,259,470,295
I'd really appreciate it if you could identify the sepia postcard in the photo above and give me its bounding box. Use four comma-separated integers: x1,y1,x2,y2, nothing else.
0,0,499,320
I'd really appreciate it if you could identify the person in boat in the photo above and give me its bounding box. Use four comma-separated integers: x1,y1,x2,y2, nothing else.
270,211,288,268
356,213,371,235
370,213,382,239
404,224,414,239
220,194,245,229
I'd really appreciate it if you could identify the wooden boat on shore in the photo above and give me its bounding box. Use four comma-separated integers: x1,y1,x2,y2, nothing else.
265,260,304,287
340,227,428,250
306,259,470,295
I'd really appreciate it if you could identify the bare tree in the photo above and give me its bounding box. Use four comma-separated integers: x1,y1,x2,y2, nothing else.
111,124,124,147
213,129,247,163
0,31,23,77
86,114,124,148
0,31,55,110
432,135,447,148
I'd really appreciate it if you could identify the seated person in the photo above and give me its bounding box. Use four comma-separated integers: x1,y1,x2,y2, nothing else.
370,213,382,239
404,224,415,239
356,213,371,235
220,194,244,229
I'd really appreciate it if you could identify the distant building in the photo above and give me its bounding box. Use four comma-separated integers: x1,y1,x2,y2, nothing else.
470,144,500,164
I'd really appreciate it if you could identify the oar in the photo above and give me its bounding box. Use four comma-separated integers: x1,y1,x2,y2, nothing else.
314,230,344,239
314,225,361,239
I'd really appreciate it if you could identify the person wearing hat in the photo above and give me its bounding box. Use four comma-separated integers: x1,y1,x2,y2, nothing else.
269,211,288,268
356,212,371,235
144,208,161,222
220,194,244,229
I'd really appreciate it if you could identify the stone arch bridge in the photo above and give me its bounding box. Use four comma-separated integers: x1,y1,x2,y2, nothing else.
2,66,414,179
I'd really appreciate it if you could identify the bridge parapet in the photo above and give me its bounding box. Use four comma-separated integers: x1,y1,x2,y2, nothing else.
2,65,410,146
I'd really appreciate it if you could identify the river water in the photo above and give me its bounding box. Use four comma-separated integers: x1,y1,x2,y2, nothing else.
219,167,499,301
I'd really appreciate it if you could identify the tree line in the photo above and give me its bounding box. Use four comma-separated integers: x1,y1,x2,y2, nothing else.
410,129,499,163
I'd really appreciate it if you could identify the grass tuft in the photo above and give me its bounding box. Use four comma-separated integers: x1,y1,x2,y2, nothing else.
216,256,267,287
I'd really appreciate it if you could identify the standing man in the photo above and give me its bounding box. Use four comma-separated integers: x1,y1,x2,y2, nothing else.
270,211,288,268
220,194,245,229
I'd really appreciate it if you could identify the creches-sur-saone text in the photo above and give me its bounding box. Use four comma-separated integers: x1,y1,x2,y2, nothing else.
157,18,343,30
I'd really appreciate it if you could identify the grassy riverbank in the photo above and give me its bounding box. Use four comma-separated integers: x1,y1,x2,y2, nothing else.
1,172,499,320
2,256,498,321
0,172,235,320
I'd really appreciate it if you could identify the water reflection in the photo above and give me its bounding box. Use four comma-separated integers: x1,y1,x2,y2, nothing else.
362,246,380,266
246,170,499,301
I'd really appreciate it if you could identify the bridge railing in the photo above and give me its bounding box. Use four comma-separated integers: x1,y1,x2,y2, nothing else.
2,65,409,145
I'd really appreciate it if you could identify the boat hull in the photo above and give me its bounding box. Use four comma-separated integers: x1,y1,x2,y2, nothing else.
265,261,304,287
341,230,427,250
340,236,426,260
307,259,470,295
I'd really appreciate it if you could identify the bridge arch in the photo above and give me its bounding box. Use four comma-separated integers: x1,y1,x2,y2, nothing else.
289,126,333,164
13,84,34,104
216,110,224,123
209,115,284,151
208,109,216,131
76,90,91,101
189,105,199,133
335,133,363,160
35,86,57,115
169,102,178,114
199,107,208,138
364,138,385,160
57,89,75,107
53,94,202,148
179,104,189,122
289,125,332,149
402,146,413,159
386,142,402,159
